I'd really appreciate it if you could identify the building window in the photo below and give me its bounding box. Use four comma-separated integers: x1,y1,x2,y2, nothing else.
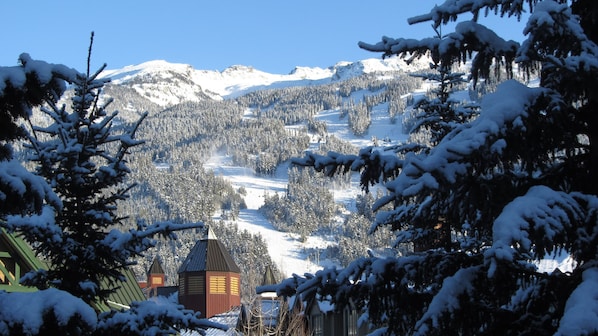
230,276,239,295
209,276,226,294
188,275,205,295
178,278,185,295
150,275,163,286
312,314,323,336
346,309,358,336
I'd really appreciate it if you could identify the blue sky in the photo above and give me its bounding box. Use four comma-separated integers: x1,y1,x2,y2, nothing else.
1,1,527,74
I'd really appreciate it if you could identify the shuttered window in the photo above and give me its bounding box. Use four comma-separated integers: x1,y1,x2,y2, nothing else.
188,275,205,294
230,276,239,295
209,276,226,294
179,278,185,295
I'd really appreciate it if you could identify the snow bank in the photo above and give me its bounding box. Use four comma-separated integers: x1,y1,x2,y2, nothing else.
0,289,96,334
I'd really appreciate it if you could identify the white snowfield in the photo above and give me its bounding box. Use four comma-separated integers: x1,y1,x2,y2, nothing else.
100,56,430,104
206,156,334,277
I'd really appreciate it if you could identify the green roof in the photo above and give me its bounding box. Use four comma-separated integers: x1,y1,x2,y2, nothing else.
96,267,147,311
0,229,145,311
0,229,46,292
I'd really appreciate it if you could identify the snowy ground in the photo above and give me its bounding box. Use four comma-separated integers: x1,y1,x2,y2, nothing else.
204,73,419,276
206,156,338,277
205,90,413,276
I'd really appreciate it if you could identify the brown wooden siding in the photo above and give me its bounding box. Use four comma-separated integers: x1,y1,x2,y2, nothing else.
204,271,241,318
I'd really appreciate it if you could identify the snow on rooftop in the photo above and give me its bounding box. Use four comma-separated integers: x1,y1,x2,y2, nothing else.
181,306,243,336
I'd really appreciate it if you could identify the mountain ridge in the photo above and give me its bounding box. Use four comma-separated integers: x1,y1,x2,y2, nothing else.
99,56,430,106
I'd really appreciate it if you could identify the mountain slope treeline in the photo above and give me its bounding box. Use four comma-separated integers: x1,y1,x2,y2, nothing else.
28,66,431,303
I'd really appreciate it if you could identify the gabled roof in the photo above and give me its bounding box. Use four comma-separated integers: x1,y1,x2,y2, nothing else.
178,227,240,274
148,257,165,275
261,265,278,286
0,229,46,271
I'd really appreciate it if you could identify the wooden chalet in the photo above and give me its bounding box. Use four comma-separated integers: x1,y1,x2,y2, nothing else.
178,226,241,318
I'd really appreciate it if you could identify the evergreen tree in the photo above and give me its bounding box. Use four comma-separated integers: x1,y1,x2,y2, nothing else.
0,54,77,216
1,37,218,334
24,36,154,303
408,27,479,151
266,1,598,335
0,53,90,335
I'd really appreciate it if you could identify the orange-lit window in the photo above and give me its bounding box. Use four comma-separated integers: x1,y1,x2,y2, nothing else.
151,275,163,286
209,276,226,294
230,277,239,295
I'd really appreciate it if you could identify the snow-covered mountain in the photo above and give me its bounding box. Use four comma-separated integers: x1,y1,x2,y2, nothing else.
100,56,430,106
98,55,432,279
99,55,551,282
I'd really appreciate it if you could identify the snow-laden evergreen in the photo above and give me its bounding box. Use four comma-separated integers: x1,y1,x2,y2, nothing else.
0,54,77,216
265,1,598,335
0,37,222,335
3,2,597,334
